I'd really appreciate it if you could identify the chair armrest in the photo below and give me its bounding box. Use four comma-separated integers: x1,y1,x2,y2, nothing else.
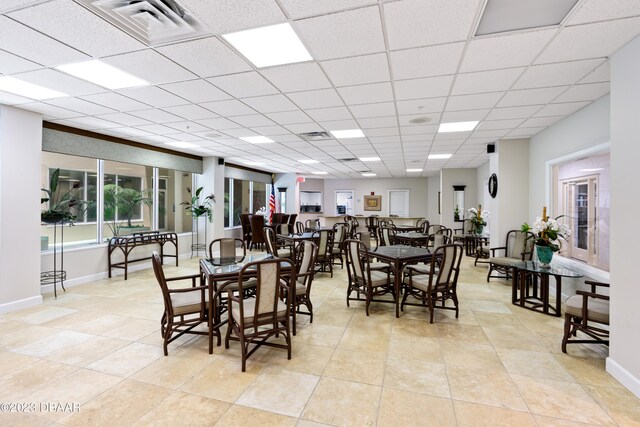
167,284,208,293
585,280,610,293
166,273,203,287
490,246,506,256
576,290,609,300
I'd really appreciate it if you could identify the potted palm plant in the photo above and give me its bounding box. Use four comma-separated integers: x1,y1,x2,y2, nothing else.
41,168,80,224
104,184,153,236
181,187,214,256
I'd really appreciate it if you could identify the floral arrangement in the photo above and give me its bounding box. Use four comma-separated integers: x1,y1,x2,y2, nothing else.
521,207,570,252
255,206,267,216
467,205,489,228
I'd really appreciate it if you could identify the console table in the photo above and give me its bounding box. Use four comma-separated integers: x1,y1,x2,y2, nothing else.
108,231,178,280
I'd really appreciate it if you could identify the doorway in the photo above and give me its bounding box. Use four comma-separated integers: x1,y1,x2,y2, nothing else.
335,190,354,216
561,176,597,263
388,190,409,217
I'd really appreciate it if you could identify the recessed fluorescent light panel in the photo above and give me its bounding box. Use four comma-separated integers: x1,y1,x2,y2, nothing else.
299,159,319,164
428,154,452,160
476,0,578,36
438,121,479,133
330,129,365,139
165,141,197,148
359,157,381,162
0,76,68,100
56,60,149,89
362,173,376,177
406,168,423,172
312,171,328,175
222,23,312,68
240,136,274,144
243,161,264,166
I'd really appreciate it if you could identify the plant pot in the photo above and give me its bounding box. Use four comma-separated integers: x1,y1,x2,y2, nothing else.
474,224,484,235
536,245,554,267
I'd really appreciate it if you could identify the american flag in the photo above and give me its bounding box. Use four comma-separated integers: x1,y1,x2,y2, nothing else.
268,184,276,223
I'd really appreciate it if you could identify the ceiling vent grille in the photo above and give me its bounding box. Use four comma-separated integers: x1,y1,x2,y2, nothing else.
296,131,332,142
75,0,208,46
338,158,359,162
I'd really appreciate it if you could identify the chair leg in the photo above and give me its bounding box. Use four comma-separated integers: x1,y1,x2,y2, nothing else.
562,314,572,353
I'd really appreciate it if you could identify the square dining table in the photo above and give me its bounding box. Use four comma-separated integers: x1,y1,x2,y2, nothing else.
367,245,435,317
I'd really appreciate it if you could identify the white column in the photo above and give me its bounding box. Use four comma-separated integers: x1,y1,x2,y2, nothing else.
0,106,43,313
199,157,225,240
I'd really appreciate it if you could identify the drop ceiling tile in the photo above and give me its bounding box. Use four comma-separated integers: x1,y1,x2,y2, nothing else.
497,86,567,107
95,112,151,127
319,119,360,131
230,114,276,127
553,82,609,103
116,86,189,108
533,101,589,117
8,0,144,57
321,53,390,87
260,62,332,93
136,124,182,135
287,88,344,109
265,110,313,125
0,16,88,66
476,119,525,130
471,129,510,139
200,99,256,117
395,98,447,117
401,134,434,143
294,6,385,60
161,80,231,103
284,123,325,134
306,106,353,122
513,59,605,89
103,50,195,85
452,68,525,95
460,29,556,73
165,121,210,133
129,109,183,123
349,102,396,118
356,116,398,129
80,92,150,112
579,60,610,83
390,43,465,80
13,68,105,96
110,127,154,138
183,0,285,34
157,36,251,78
394,75,455,100
164,133,205,142
363,127,399,137
384,0,482,49
0,49,42,74
249,125,290,136
195,117,254,131
44,97,116,115
446,92,504,111
536,17,640,64
567,0,640,25
520,116,564,128
207,72,278,98
21,102,81,119
400,124,438,135
241,94,298,113
63,116,120,129
441,109,491,122
369,136,400,144
505,127,546,138
485,105,542,120
337,82,394,105
160,104,216,121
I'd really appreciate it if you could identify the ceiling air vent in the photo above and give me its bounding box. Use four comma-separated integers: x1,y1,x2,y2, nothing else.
74,0,208,46
296,131,332,142
338,158,359,162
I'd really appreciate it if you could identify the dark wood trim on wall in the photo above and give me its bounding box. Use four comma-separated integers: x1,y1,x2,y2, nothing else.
225,162,273,177
43,121,202,161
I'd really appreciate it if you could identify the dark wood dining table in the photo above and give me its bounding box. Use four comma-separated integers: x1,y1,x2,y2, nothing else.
393,231,429,246
367,245,435,317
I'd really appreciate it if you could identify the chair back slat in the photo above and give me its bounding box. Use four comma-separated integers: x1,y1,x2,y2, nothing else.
208,238,246,259
432,244,463,291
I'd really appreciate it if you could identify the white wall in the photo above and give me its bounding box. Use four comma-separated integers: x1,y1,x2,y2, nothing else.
322,177,429,217
426,175,440,224
440,168,478,230
0,106,43,312
609,34,640,397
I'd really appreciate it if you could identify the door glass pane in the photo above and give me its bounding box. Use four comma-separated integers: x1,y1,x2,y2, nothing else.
575,183,588,250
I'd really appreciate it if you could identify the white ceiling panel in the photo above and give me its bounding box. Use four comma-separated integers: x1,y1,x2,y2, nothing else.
363,127,399,137
306,106,353,122
533,101,589,117
63,116,120,129
476,119,525,130
446,92,504,111
0,49,41,74
394,76,454,101
284,123,324,134
13,68,105,96
400,125,438,135
44,97,116,115
0,16,88,66
195,117,241,130
80,92,150,112
230,114,276,127
241,94,298,113
356,116,398,129
286,88,344,109
116,86,189,108
337,82,394,105
321,53,390,87
161,104,216,121
567,0,640,25
441,109,491,122
103,50,195,85
519,116,564,128
95,112,151,127
200,99,256,117
390,43,465,80
294,6,385,60
109,127,154,138
485,105,542,120
497,86,567,107
471,129,510,139
180,0,285,34
452,68,525,95
384,0,482,50
513,59,605,89
265,110,312,125
319,119,359,130
349,102,396,118
157,36,252,78
579,60,610,84
505,127,546,138
279,0,376,19
208,72,278,98
536,17,640,64
129,109,184,124
249,125,290,136
136,123,183,135
260,62,332,93
21,102,81,119
460,29,556,72
161,80,231,103
165,121,210,133
553,82,609,103
8,0,144,57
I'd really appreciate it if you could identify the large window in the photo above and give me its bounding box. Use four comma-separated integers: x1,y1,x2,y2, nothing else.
223,177,270,228
553,151,610,271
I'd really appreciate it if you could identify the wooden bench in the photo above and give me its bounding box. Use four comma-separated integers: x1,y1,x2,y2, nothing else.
108,231,178,280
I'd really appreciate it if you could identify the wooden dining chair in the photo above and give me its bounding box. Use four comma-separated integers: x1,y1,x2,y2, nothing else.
562,280,610,353
292,240,319,324
313,229,334,277
208,238,245,259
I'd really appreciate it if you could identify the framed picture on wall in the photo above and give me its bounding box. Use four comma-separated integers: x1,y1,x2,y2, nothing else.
364,195,382,211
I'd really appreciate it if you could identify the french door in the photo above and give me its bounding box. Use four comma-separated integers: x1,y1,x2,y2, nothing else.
561,176,597,263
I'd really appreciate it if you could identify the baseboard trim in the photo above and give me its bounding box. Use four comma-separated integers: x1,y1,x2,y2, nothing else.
0,295,43,314
606,357,640,398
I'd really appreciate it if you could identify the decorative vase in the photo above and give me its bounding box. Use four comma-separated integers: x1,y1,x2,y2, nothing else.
475,224,484,235
536,245,554,267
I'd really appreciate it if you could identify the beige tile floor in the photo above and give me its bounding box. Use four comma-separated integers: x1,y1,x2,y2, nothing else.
1,252,639,426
